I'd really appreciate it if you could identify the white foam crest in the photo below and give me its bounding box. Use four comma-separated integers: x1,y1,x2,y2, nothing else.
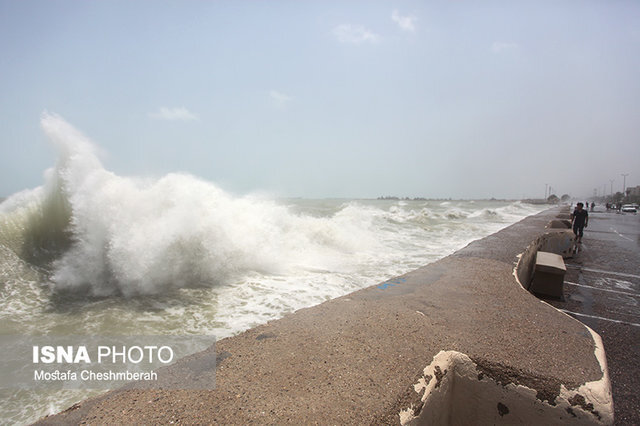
443,207,468,220
40,112,104,185
496,201,531,216
467,208,499,219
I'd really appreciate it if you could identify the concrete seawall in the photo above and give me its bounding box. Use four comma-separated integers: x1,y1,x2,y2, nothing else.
37,207,614,425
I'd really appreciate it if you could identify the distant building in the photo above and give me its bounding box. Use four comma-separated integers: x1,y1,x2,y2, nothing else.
627,185,640,197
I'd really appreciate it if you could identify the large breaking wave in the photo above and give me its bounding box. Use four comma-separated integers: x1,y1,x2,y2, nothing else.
1,114,380,297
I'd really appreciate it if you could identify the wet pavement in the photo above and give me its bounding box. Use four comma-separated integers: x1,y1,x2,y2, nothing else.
545,207,640,425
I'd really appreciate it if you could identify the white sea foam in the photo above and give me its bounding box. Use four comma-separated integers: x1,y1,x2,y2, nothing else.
4,114,381,297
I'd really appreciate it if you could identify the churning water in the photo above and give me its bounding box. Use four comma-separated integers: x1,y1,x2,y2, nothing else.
0,114,545,424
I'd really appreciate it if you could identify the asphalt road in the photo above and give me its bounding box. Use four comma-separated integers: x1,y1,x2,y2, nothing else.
546,206,640,425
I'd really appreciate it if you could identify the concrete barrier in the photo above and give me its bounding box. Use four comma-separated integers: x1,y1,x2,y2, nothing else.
547,219,571,229
37,207,613,425
513,208,576,295
528,251,567,299
516,229,576,292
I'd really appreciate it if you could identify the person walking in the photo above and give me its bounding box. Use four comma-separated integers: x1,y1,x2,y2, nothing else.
571,202,589,243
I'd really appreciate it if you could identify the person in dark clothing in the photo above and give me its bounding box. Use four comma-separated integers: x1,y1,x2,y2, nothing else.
571,202,589,243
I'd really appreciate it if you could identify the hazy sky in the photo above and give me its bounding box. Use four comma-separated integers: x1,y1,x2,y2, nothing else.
1,1,639,199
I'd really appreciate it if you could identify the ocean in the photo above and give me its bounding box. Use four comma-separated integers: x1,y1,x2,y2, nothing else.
0,114,546,424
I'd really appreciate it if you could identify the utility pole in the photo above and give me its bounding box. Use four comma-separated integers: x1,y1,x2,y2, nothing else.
621,173,629,198
610,180,614,197
544,183,549,200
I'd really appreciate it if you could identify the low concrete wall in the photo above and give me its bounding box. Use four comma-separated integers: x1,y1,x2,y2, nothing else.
37,207,613,425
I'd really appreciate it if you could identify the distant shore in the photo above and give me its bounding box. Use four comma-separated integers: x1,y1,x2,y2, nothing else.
377,195,555,205
0,194,562,206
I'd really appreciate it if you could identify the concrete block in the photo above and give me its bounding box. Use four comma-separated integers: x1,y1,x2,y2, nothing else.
547,219,571,229
530,251,566,299
539,230,576,259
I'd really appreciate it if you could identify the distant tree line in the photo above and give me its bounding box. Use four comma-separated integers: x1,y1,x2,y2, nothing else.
521,194,569,205
377,196,448,201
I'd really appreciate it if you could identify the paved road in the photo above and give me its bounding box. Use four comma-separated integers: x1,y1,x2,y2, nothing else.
547,207,640,425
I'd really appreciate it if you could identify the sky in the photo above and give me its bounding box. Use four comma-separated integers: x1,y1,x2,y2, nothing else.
1,0,639,200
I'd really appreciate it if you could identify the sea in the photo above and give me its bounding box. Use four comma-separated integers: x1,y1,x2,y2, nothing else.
0,114,547,424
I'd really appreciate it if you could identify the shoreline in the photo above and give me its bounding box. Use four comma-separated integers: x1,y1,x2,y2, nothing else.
36,206,614,424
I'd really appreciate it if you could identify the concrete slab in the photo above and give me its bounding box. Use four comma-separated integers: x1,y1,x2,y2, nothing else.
35,207,615,425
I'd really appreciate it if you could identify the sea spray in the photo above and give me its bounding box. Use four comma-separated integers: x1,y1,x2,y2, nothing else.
8,114,381,297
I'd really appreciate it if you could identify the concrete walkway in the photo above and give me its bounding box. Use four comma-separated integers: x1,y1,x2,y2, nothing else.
545,207,640,425
36,207,615,425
